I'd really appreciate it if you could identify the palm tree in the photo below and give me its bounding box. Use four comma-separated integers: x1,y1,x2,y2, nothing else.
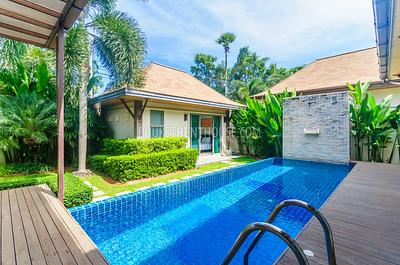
0,92,56,162
216,32,236,96
70,0,146,175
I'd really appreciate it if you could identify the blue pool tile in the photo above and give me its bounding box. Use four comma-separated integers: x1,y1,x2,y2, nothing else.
69,158,353,265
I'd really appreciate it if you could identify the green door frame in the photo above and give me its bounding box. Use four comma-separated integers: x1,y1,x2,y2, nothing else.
213,115,221,153
190,114,200,151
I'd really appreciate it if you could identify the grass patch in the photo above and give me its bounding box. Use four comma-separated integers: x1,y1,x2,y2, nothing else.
83,156,256,197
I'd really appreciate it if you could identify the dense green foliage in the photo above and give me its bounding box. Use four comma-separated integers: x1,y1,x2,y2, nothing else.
89,148,199,182
191,41,302,101
349,81,400,163
47,173,93,208
101,137,188,155
0,163,49,176
0,53,109,164
232,90,296,157
0,172,92,207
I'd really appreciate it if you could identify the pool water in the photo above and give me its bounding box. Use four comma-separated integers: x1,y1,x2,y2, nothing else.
70,158,353,265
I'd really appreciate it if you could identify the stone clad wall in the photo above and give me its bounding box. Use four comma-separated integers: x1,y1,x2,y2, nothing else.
283,91,349,164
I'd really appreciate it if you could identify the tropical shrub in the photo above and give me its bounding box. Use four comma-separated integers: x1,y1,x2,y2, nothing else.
389,105,400,163
232,89,296,157
0,92,56,163
101,137,188,155
0,172,92,207
47,173,93,208
0,162,49,176
349,81,398,162
89,148,199,182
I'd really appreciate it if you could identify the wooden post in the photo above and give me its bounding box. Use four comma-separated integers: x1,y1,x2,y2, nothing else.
134,100,143,138
226,110,231,151
56,22,65,202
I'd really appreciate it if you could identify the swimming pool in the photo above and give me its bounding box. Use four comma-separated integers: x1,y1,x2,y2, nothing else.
69,158,353,265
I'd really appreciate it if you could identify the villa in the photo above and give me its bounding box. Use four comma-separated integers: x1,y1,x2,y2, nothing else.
93,62,242,155
253,47,400,164
0,0,399,265
253,47,400,107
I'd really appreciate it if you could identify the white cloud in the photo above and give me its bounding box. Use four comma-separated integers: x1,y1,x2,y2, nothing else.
116,0,375,70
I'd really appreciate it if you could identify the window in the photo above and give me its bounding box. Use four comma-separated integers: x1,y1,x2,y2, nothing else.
151,110,164,138
115,113,120,122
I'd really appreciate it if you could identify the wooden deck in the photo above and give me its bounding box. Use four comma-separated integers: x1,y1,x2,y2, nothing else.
277,162,400,265
1,184,108,265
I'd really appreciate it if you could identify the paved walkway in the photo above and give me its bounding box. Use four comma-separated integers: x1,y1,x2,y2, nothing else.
277,162,400,265
196,154,239,166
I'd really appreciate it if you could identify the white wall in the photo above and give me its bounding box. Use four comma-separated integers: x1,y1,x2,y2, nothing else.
141,108,189,142
104,101,228,154
371,86,400,107
105,106,135,139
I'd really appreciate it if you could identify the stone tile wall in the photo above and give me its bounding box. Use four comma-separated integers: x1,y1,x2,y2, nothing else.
283,91,349,164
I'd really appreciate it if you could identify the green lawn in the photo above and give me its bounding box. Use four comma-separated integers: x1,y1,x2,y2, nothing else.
82,156,257,197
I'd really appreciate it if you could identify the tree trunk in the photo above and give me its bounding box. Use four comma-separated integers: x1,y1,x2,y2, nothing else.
224,51,228,97
76,42,91,175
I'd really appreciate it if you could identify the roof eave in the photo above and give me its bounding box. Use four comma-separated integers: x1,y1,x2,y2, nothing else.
373,0,394,81
93,88,243,110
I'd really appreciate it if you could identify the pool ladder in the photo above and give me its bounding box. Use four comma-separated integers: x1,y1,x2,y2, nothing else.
221,199,337,265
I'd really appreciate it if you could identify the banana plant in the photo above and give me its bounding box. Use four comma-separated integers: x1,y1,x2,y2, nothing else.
389,105,400,163
231,89,296,157
349,81,395,162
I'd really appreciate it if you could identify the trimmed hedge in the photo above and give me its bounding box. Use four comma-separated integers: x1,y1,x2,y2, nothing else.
101,137,188,155
47,173,93,208
0,172,93,208
89,148,199,182
0,162,49,176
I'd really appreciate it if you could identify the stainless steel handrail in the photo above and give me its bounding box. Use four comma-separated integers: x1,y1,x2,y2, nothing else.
244,199,336,265
220,222,309,265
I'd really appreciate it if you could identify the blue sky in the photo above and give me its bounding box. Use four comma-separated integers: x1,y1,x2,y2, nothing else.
115,0,376,72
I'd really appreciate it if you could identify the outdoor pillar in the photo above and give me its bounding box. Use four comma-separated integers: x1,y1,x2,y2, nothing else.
134,100,143,138
225,110,231,151
56,22,65,202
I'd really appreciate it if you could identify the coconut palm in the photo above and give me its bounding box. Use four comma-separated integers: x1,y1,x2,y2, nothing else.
0,39,27,70
216,32,236,96
69,0,146,175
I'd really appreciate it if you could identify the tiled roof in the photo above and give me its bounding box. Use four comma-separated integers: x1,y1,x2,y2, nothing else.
139,62,242,107
253,47,381,97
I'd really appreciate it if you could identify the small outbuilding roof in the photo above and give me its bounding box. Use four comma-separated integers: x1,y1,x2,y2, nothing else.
95,62,243,109
253,47,383,97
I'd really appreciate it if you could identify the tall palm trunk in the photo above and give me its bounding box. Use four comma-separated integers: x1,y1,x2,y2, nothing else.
224,50,228,97
78,62,89,173
77,12,91,175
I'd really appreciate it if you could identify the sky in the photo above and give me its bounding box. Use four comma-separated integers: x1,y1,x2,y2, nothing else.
115,0,376,72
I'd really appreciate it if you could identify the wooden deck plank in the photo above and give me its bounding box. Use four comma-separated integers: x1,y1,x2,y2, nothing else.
1,190,15,265
33,185,97,265
38,185,108,265
0,184,108,265
9,189,31,265
21,186,62,265
28,186,78,265
15,187,47,265
277,162,400,265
